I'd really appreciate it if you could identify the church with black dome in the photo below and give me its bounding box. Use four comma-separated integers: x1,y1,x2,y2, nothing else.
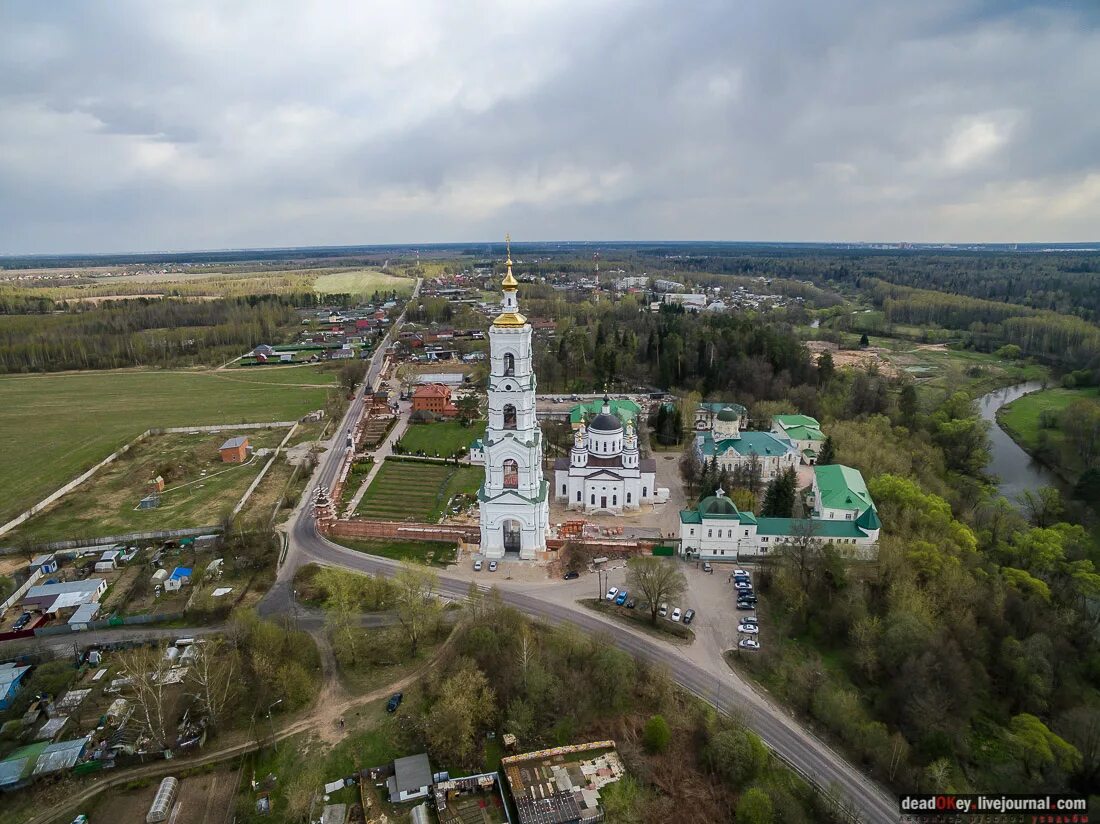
553,397,658,515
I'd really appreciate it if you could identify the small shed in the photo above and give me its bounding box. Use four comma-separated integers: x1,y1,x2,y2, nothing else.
151,568,169,585
0,663,31,711
68,603,100,630
139,494,160,510
29,554,58,575
164,567,192,592
219,436,250,463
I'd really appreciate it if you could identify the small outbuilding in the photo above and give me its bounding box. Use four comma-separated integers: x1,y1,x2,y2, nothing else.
164,567,192,592
0,663,31,711
219,436,250,463
387,753,433,803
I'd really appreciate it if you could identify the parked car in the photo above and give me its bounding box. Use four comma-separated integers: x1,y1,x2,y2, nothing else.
658,602,669,617
738,638,761,650
734,568,749,578
702,562,713,573
473,559,483,571
563,570,580,580
386,692,403,713
12,612,32,631
625,599,636,609
671,607,682,622
740,616,758,626
737,623,759,634
606,587,619,601
683,609,696,624
488,560,498,572
734,580,752,591
614,590,629,606
736,600,755,611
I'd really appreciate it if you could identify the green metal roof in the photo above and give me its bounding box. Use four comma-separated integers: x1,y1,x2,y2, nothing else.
782,425,825,441
774,414,820,428
469,438,484,449
755,517,867,538
814,464,874,512
699,431,795,458
679,510,702,524
855,507,881,529
570,399,641,425
699,401,747,415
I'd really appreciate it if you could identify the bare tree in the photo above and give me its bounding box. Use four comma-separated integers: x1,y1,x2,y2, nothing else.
185,638,240,732
626,556,687,626
116,645,172,750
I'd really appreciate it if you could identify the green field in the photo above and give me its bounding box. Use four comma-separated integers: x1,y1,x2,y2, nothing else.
998,386,1100,450
221,364,339,385
4,428,292,545
312,269,414,296
355,460,481,522
0,370,332,526
398,419,484,457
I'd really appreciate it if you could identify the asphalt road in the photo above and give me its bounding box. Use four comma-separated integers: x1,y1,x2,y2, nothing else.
265,277,899,824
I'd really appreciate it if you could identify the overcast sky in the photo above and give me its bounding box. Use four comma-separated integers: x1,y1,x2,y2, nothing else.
1,1,1098,254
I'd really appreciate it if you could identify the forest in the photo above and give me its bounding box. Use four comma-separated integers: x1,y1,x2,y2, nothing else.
712,363,1100,801
0,295,300,372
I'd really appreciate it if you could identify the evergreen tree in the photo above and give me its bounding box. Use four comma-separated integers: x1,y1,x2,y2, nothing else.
817,436,836,465
859,332,870,348
761,467,796,517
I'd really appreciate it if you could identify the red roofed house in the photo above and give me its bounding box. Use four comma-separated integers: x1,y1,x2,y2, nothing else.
411,384,458,418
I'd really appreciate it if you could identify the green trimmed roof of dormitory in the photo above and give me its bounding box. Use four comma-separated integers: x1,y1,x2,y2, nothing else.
698,431,796,458
813,464,874,512
754,518,868,538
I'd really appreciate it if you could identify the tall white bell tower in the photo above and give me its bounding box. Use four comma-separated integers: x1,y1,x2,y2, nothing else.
478,236,548,560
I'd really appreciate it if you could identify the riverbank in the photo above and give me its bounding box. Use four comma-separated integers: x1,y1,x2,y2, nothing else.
996,385,1100,486
977,382,1063,502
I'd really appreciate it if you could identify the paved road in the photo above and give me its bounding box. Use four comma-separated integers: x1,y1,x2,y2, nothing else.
265,277,899,823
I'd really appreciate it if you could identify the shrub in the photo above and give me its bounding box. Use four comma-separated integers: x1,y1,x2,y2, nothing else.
643,714,671,753
736,787,774,824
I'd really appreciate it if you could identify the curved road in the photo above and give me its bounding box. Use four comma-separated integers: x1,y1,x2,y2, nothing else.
264,277,899,824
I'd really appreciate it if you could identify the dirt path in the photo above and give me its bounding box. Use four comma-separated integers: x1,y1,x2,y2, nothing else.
27,629,456,824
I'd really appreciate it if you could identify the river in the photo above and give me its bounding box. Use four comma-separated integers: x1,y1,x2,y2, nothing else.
977,381,1061,503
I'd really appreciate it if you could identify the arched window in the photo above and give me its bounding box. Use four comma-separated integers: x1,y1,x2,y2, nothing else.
503,352,515,376
503,404,517,430
626,492,632,503
590,494,596,505
643,486,648,498
503,459,519,489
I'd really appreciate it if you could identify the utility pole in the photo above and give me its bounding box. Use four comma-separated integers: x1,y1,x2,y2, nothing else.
267,698,283,751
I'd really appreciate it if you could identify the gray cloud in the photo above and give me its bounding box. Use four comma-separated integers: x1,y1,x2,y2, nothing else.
1,0,1098,253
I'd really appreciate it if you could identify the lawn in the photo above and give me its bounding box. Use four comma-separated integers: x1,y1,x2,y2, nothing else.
581,597,695,642
997,386,1100,450
4,428,289,545
355,460,481,523
313,269,415,296
222,364,339,386
0,369,331,526
398,420,485,457
334,537,458,567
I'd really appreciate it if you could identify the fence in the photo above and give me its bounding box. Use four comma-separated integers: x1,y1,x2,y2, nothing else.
231,422,300,518
0,567,43,613
322,519,480,544
0,421,298,546
23,526,222,554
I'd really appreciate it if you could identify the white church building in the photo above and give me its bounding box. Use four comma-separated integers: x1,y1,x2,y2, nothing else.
553,398,658,514
477,246,550,560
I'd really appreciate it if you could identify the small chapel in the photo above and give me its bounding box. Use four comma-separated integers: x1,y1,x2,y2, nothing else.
553,397,657,515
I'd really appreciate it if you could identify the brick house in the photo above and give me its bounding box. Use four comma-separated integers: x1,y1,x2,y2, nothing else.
219,436,250,463
411,384,458,418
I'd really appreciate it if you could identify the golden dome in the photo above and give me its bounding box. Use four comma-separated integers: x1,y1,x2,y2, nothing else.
502,268,518,289
493,310,527,327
